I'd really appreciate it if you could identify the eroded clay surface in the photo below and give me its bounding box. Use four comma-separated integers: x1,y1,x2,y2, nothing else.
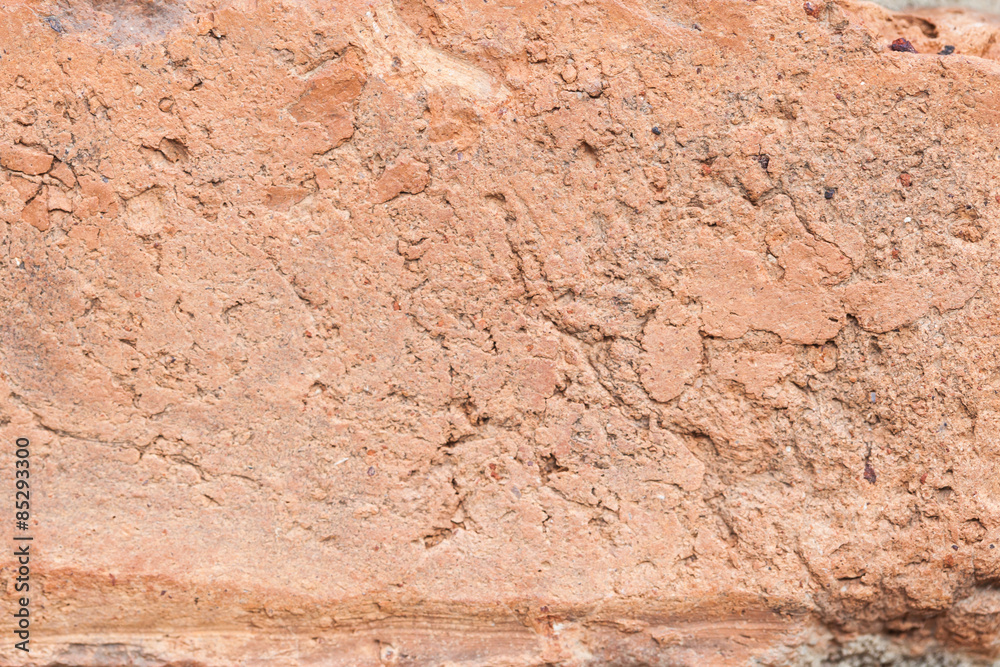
1,0,1000,664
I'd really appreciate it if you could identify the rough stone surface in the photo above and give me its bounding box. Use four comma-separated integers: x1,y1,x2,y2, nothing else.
0,0,999,665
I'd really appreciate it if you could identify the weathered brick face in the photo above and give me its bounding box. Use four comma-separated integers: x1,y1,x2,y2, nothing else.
1,0,999,664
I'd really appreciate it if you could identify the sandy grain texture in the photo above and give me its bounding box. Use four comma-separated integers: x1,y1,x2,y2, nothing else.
0,0,999,664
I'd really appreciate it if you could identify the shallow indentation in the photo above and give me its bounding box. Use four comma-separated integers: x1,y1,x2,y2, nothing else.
50,0,193,46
